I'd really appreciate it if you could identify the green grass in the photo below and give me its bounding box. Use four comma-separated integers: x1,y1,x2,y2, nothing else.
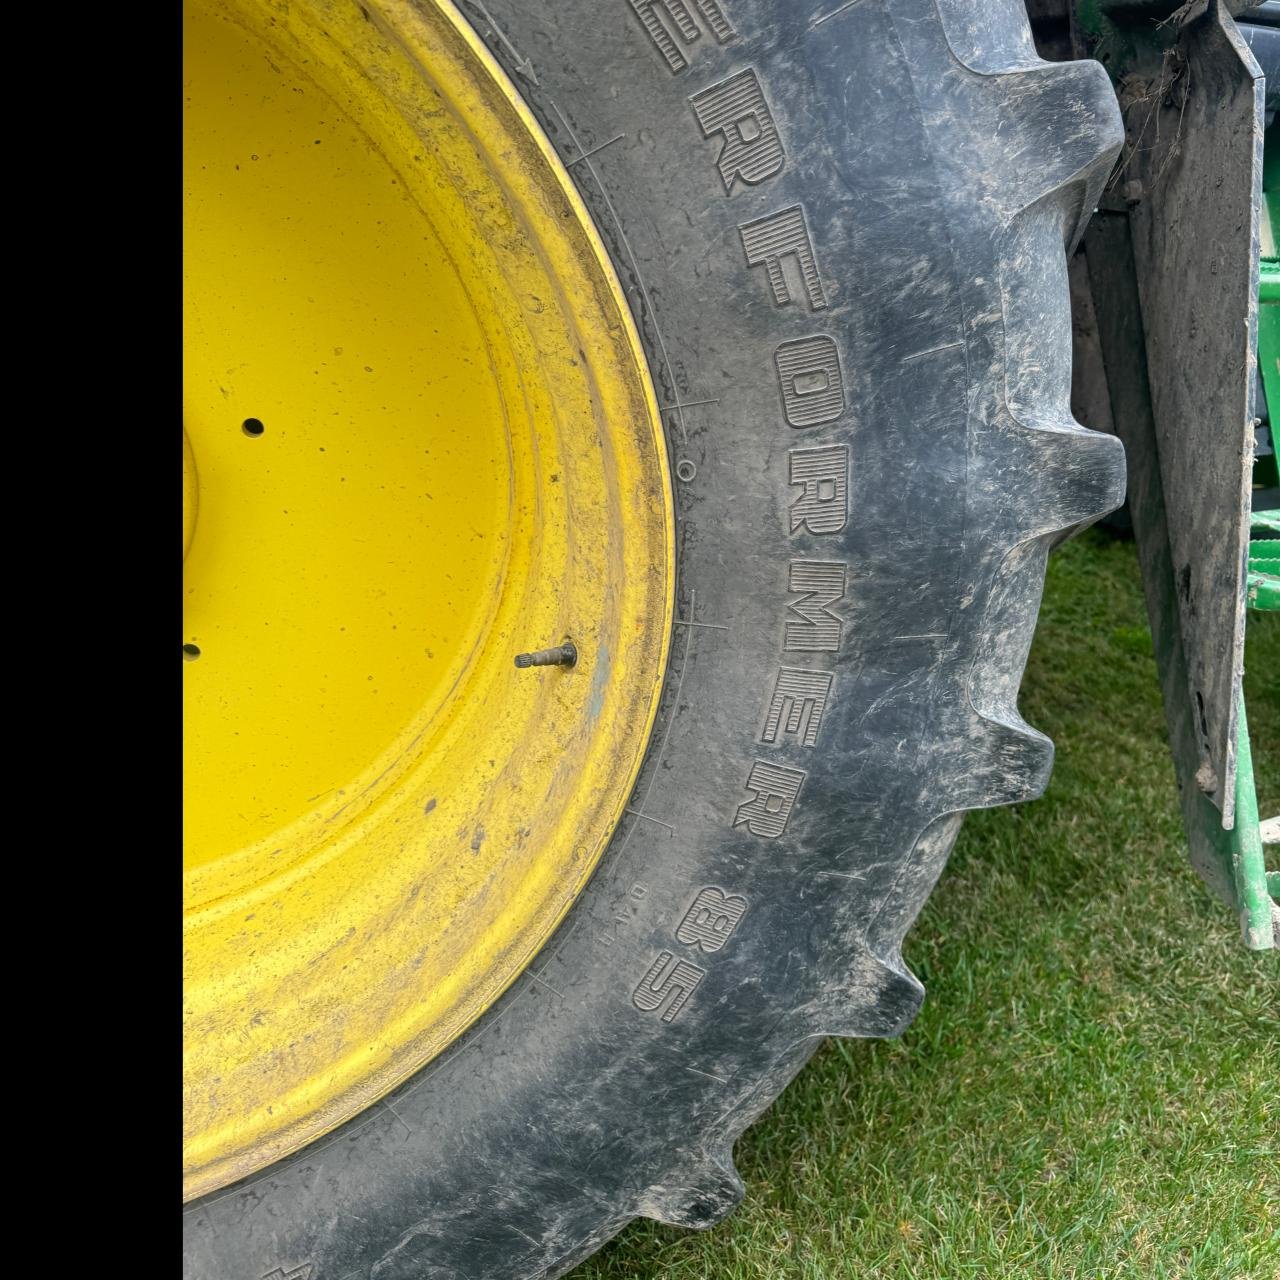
574,531,1280,1280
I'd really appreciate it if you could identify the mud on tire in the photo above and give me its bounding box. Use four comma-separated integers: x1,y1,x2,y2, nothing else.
183,1,1125,1275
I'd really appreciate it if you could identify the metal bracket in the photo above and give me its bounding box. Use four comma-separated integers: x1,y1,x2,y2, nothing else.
1073,0,1276,945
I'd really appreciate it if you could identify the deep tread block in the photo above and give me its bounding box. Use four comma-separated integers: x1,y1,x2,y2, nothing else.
803,945,925,1040
950,711,1055,811
638,1150,745,1230
980,60,1124,237
979,420,1128,542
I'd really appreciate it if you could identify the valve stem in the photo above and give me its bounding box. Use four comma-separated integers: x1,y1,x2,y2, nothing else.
514,641,577,669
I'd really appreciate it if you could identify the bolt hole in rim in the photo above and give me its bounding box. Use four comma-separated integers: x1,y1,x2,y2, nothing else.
182,0,673,1197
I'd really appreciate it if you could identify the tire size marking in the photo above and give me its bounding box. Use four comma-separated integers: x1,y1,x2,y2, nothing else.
690,68,785,191
632,950,707,1021
760,668,834,748
776,336,846,427
626,2,850,1025
596,881,649,949
733,761,806,838
629,0,736,74
784,561,847,652
790,445,849,534
695,52,845,848
675,885,749,951
740,205,829,310
632,886,748,1022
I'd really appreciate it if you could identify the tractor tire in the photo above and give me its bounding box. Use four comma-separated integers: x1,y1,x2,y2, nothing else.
183,0,1125,1275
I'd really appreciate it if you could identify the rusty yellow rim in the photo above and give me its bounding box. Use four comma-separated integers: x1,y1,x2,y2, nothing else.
183,0,673,1199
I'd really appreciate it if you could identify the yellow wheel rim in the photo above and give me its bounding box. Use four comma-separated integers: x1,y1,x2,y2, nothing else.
183,0,673,1199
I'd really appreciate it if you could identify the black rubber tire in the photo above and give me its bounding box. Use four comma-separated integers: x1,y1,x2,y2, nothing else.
183,2,1125,1276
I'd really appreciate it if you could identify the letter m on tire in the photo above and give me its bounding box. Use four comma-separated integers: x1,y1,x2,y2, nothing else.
628,0,735,74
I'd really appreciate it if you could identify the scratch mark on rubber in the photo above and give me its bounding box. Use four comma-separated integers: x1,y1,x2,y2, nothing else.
901,339,964,363
382,1099,412,1138
673,617,729,631
567,132,625,166
809,0,868,28
685,1065,729,1084
659,396,719,411
625,807,675,833
528,970,565,999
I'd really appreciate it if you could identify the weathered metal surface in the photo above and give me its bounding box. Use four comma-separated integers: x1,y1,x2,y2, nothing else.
1255,140,1280,492
1082,208,1273,944
1068,0,1278,945
1109,0,1264,826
